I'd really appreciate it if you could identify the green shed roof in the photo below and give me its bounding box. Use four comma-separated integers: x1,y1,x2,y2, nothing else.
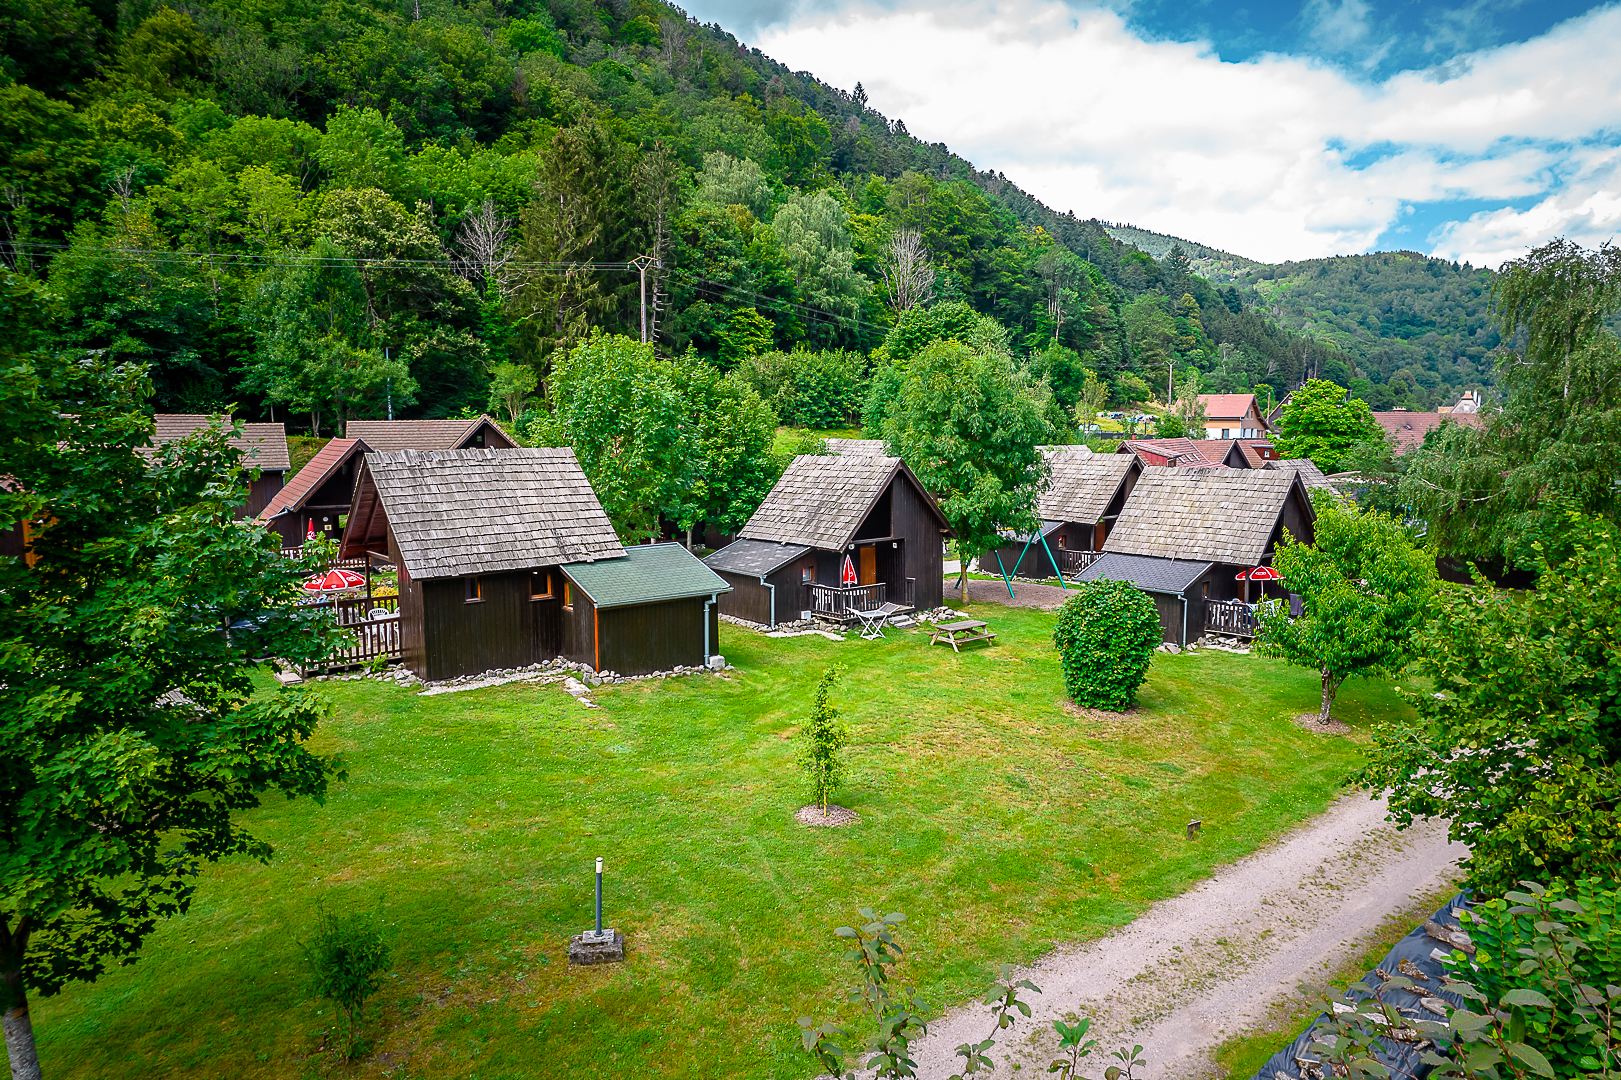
561,543,733,609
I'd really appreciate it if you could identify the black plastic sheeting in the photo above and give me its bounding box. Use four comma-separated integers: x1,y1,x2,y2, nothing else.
1249,893,1474,1080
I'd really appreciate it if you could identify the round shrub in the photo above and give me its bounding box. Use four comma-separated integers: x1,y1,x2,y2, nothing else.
1052,579,1162,709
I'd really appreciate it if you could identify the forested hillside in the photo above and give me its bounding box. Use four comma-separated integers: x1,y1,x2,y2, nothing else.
1233,253,1499,411
2,0,1347,431
1107,224,1501,411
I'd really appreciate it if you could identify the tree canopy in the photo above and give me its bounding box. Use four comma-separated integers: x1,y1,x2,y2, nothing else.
1272,378,1381,474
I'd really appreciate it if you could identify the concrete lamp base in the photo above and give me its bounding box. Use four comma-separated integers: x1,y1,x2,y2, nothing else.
568,929,625,966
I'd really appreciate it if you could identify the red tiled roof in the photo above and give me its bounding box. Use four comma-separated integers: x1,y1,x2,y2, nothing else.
1115,438,1227,468
1196,394,1261,422
257,438,367,521
1372,411,1482,453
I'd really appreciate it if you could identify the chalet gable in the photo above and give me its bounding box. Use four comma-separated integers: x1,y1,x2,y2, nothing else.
344,415,515,452
738,453,949,551
1037,451,1139,525
343,447,623,578
1104,466,1312,566
147,414,291,472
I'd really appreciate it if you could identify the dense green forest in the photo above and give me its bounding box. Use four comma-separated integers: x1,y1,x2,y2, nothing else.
0,0,1355,433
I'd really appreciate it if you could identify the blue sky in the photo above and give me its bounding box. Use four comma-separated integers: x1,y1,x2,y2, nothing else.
678,0,1621,265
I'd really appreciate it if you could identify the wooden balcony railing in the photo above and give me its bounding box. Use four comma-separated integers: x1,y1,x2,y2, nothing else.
809,582,886,616
1204,598,1259,638
1057,549,1104,577
300,594,401,670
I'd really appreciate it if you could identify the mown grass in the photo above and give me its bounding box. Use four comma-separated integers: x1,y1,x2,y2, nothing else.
35,601,1408,1079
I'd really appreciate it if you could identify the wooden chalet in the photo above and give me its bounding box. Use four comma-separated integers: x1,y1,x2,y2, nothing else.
1267,458,1336,495
344,415,515,451
148,414,290,517
990,450,1141,579
257,437,373,549
703,452,951,626
1077,466,1315,645
340,448,730,680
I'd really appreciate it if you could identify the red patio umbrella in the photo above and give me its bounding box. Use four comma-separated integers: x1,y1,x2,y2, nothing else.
303,568,366,593
306,518,316,541
1235,566,1283,581
841,554,858,586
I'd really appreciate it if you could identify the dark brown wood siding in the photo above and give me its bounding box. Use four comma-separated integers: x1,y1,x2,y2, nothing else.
244,471,284,519
887,473,945,610
597,597,710,675
714,570,773,624
1275,486,1315,548
418,570,539,682
561,588,596,669
393,529,428,677
268,460,362,548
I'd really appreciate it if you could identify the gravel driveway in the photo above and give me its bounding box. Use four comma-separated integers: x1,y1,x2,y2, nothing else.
911,795,1465,1079
945,577,1073,609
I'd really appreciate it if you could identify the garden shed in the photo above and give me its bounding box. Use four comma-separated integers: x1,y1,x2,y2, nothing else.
1078,466,1315,644
257,437,372,549
340,447,729,680
704,452,951,626
990,450,1142,579
148,414,290,518
344,415,516,451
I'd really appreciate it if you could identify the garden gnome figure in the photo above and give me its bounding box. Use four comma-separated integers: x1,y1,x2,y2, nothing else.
568,856,625,965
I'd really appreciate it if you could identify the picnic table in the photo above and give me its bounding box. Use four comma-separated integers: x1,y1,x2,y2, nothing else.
928,618,996,652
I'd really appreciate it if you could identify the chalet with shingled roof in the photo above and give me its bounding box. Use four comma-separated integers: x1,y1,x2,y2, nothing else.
340,448,730,680
703,452,951,626
990,449,1141,579
344,416,514,452
1077,466,1315,645
148,414,290,517
258,437,373,548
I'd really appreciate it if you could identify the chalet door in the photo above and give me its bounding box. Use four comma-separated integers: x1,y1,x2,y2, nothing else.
858,546,876,585
1094,522,1106,550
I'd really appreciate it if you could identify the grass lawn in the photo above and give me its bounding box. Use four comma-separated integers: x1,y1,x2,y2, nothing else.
34,601,1408,1080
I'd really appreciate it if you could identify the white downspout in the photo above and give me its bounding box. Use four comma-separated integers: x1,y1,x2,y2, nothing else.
703,594,715,660
760,574,776,629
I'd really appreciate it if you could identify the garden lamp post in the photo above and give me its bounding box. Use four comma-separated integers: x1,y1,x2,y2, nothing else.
568,854,624,965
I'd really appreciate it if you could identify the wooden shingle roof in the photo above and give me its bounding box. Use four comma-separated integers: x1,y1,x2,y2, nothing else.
1270,458,1334,492
345,416,513,451
738,453,945,551
148,414,291,471
1037,451,1137,524
824,438,886,455
1104,466,1306,566
364,448,623,579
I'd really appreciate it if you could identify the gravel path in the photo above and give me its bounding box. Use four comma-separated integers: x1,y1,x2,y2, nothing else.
946,577,1073,609
912,795,1465,1080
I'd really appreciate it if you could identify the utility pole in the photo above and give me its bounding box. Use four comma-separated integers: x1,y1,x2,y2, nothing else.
385,348,393,420
630,254,656,345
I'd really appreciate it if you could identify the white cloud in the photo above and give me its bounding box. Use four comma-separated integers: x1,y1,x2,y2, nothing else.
757,0,1621,265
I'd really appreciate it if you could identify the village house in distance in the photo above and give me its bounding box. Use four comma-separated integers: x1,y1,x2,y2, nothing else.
1196,393,1271,440
703,451,951,627
340,447,730,680
1078,467,1315,647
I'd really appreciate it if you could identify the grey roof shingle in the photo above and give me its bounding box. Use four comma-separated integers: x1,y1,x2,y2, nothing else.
1037,451,1136,523
824,438,887,455
148,415,291,471
367,448,623,579
1076,552,1215,594
703,538,812,576
345,416,511,451
1269,458,1334,492
739,453,910,550
1104,466,1303,565
563,543,732,608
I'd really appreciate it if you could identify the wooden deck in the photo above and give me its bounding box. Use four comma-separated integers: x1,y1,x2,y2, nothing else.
808,578,916,622
1203,598,1260,638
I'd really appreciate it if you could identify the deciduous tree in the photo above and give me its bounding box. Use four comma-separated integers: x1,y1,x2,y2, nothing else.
1272,378,1380,474
1257,495,1435,722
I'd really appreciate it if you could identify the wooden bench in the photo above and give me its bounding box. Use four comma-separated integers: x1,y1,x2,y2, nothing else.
928,618,996,652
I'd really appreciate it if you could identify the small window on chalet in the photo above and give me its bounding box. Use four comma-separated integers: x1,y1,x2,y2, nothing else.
801,563,815,584
562,581,573,609
530,571,554,600
1056,535,1066,549
464,576,483,603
